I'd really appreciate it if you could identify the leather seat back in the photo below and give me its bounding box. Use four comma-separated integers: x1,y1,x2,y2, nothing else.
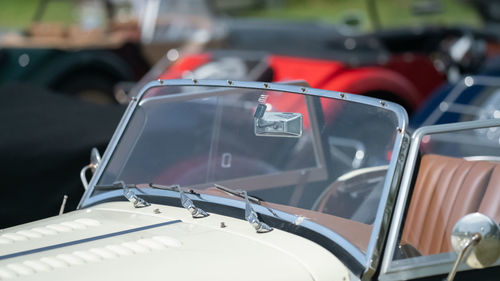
401,154,500,255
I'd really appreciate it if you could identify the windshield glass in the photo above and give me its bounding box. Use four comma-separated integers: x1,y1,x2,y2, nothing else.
92,83,402,255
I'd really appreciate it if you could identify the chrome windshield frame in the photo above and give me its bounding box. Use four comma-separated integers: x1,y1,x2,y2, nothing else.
77,79,409,278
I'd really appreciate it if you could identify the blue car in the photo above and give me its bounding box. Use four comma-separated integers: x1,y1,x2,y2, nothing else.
411,56,500,128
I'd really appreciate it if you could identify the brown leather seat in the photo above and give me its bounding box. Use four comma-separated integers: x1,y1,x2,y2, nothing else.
401,154,500,256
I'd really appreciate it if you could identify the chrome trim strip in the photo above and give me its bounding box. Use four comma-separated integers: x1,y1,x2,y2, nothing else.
380,118,500,280
381,254,500,281
78,79,409,277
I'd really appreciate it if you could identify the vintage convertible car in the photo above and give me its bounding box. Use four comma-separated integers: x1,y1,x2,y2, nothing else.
0,80,499,280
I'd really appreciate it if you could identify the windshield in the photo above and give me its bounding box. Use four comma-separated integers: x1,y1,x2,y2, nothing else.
89,81,404,260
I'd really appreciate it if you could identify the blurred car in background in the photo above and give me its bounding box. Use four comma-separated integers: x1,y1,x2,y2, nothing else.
152,0,500,114
411,74,500,126
411,56,500,126
0,0,225,104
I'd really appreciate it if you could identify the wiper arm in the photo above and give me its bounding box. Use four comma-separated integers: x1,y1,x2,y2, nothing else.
243,191,272,233
149,184,209,218
114,181,150,208
94,182,207,218
149,183,270,230
213,184,272,232
214,184,261,204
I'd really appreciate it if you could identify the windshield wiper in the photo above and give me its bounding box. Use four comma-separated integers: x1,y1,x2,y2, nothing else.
243,190,272,233
214,184,261,204
94,182,271,229
114,181,151,208
212,184,271,233
149,184,209,218
94,182,208,218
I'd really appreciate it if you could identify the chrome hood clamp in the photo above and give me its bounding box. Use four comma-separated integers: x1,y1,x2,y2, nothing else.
243,191,272,233
114,181,151,208
176,185,209,218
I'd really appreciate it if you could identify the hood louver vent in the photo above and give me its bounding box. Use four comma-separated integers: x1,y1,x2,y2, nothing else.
0,236,181,279
0,219,100,245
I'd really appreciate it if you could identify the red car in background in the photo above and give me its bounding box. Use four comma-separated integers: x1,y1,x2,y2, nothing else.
160,49,443,113
155,1,500,114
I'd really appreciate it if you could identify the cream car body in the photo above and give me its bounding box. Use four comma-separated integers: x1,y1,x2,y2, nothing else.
0,202,349,281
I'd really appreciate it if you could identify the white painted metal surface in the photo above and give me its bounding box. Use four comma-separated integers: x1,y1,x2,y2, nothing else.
0,202,350,281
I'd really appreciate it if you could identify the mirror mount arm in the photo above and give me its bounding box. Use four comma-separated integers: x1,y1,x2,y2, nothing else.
446,233,481,281
80,165,91,190
80,162,99,190
80,148,102,190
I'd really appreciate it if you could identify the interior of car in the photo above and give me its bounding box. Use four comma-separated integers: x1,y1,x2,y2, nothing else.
399,153,500,258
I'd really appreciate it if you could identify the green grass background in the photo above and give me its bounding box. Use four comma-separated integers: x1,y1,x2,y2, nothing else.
0,0,482,31
0,0,75,29
244,0,481,30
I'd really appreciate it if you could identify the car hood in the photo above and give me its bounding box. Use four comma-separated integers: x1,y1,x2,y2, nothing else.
0,202,350,281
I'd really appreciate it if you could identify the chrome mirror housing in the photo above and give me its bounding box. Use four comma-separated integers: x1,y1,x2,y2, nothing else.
253,103,302,138
254,111,303,137
447,212,500,281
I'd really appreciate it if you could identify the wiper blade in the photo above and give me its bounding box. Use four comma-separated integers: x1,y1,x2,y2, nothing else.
214,184,261,204
94,183,138,191
114,181,150,208
149,184,209,218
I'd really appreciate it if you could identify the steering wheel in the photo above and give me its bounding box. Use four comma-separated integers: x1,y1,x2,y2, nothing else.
312,166,388,223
